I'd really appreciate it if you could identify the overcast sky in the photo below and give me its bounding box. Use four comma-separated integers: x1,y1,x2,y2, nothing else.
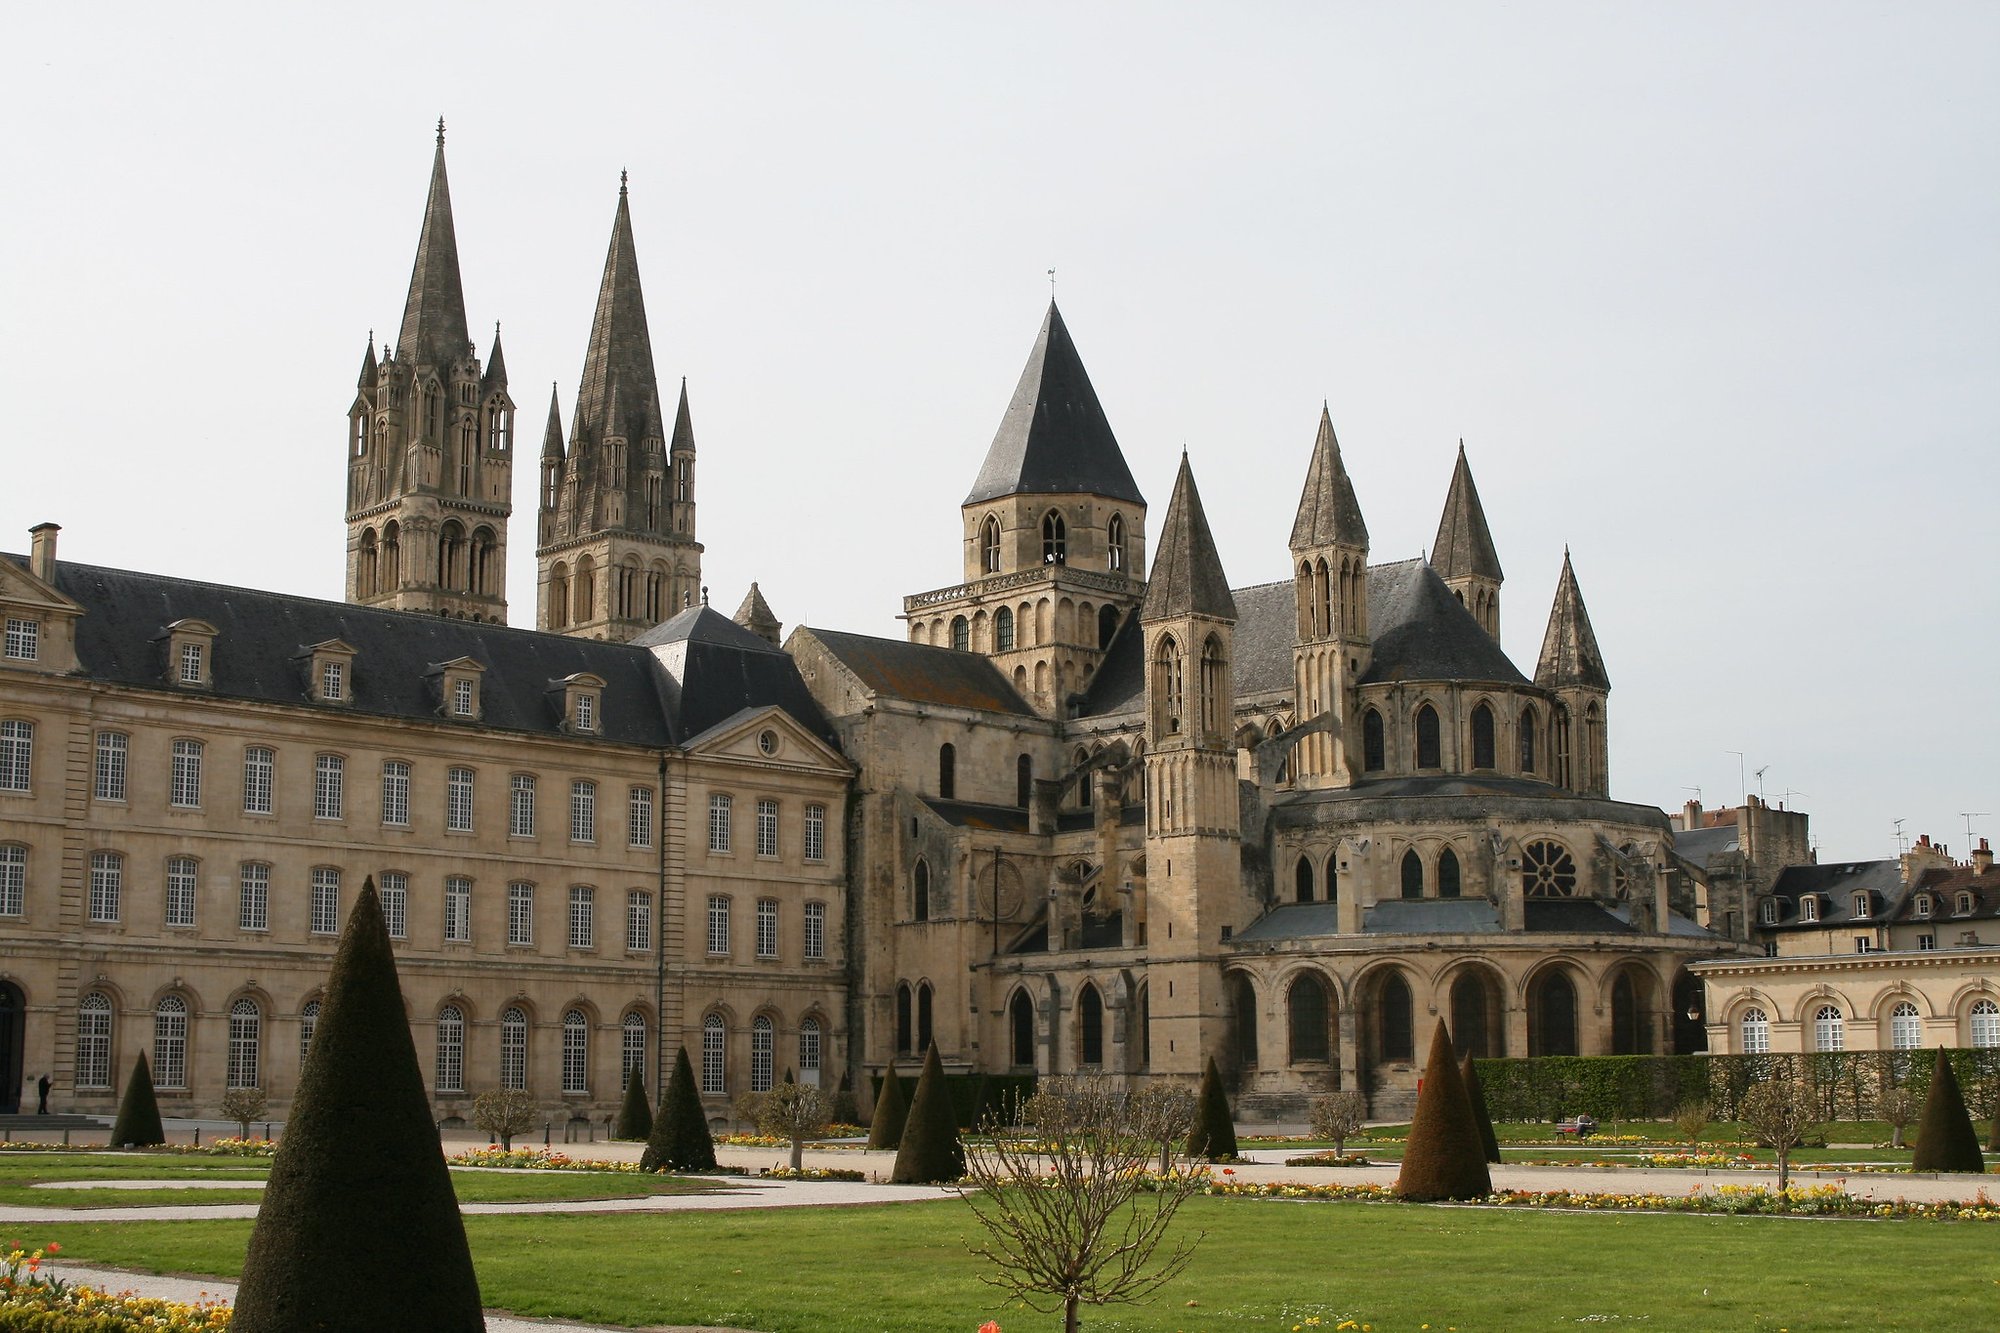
4,4,1994,862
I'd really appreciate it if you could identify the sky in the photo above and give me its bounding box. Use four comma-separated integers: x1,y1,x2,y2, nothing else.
3,3,1995,862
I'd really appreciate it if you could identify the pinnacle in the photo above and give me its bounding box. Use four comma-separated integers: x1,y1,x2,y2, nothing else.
1141,453,1236,622
573,180,659,451
1431,443,1502,582
395,129,471,368
1289,406,1368,552
1535,550,1610,690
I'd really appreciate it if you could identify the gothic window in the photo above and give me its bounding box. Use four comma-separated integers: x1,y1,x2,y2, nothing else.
1315,559,1332,638
913,859,930,922
1078,984,1103,1066
487,403,509,454
1401,849,1424,899
1438,847,1461,899
950,616,969,652
1553,704,1573,787
981,515,1002,573
896,982,913,1054
1154,635,1184,735
1519,705,1538,773
1295,855,1315,903
1200,635,1226,739
1228,973,1258,1067
916,982,934,1053
458,429,475,493
1075,747,1092,809
1107,513,1125,571
542,462,560,511
1532,971,1579,1056
1288,973,1330,1064
938,743,956,800
1415,704,1441,769
1009,990,1035,1067
1470,703,1495,769
1016,754,1032,808
1378,972,1413,1062
1098,605,1120,648
1362,708,1385,772
1042,511,1067,564
1522,841,1577,897
646,476,662,529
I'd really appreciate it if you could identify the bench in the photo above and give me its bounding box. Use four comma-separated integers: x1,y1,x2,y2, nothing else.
1554,1119,1598,1138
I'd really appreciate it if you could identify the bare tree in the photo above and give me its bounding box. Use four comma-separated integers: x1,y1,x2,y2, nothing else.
1740,1077,1818,1193
1672,1100,1711,1147
757,1083,832,1170
1309,1091,1369,1158
962,1076,1206,1333
220,1087,268,1140
1877,1087,1919,1150
1127,1082,1198,1174
472,1088,539,1151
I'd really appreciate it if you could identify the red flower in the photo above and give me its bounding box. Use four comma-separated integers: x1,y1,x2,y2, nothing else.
980,1323,1003,1333
43,1243,58,1254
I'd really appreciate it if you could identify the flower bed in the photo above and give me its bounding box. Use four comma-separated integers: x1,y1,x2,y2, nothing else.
446,1147,637,1173
0,1243,232,1331
759,1166,867,1182
1283,1152,1378,1168
0,1139,277,1158
1195,1175,2000,1220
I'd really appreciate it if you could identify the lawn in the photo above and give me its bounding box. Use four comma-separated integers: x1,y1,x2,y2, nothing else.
1254,1120,1995,1168
32,1195,2000,1331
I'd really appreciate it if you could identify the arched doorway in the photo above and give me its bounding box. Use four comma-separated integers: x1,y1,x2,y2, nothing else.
0,983,22,1113
1529,969,1579,1057
1449,969,1503,1059
1008,990,1036,1069
1609,969,1652,1055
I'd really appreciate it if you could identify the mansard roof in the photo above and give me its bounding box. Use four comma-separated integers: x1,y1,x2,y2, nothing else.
631,605,837,746
1362,559,1529,685
1140,455,1235,622
964,302,1143,507
1535,551,1611,690
573,180,661,452
805,628,1038,717
1431,443,1502,582
395,129,471,368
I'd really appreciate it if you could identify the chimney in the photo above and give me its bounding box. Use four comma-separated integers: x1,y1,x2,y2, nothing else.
1681,799,1703,831
28,523,59,582
1974,838,1993,875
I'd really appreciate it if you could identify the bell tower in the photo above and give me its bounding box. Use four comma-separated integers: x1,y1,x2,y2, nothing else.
1288,407,1369,787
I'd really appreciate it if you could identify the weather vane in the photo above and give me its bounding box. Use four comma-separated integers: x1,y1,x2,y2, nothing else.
1047,267,1056,299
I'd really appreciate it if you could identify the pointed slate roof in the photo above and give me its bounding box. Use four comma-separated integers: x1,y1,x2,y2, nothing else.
356,335,377,391
964,302,1143,506
483,324,508,389
395,128,471,367
540,386,565,461
1535,550,1611,690
1363,559,1528,685
670,379,696,452
574,178,660,450
1290,407,1368,551
733,582,780,644
1141,455,1236,621
1431,442,1501,581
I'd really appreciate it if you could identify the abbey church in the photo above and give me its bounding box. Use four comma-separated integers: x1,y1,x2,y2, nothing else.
0,132,1745,1124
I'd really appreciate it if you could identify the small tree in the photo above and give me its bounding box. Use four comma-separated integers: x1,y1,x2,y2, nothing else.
1911,1048,1985,1173
1460,1055,1502,1165
1129,1082,1199,1174
472,1088,539,1151
1877,1086,1919,1150
1673,1099,1712,1147
1740,1076,1817,1193
963,1075,1206,1333
758,1082,832,1170
891,1043,964,1184
221,1087,268,1139
867,1058,909,1151
1395,1020,1491,1202
1309,1090,1369,1159
642,1046,717,1173
110,1054,165,1148
1185,1055,1238,1161
614,1066,653,1142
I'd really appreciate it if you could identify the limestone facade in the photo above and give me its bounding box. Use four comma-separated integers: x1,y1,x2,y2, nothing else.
1694,948,2000,1054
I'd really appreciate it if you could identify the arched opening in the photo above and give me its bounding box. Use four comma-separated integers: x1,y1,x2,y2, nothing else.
1294,854,1315,903
1400,849,1424,899
438,519,467,593
549,561,570,629
1287,973,1331,1064
913,860,930,922
981,515,1002,573
1199,634,1226,740
1530,969,1579,1057
1153,635,1184,736
572,554,595,623
1471,703,1495,769
1376,972,1414,1064
1671,970,1708,1053
895,983,914,1054
950,616,969,651
1042,511,1067,564
995,606,1015,651
357,528,378,599
1610,970,1650,1055
1415,704,1441,768
1553,703,1573,787
0,982,22,1112
1009,990,1035,1068
1078,985,1103,1066
1107,514,1126,571
1449,970,1502,1059
916,983,934,1054
1228,972,1258,1069
1362,709,1385,772
1098,604,1120,648
1518,705,1538,773
1016,754,1032,808
1437,848,1461,899
1075,748,1092,809
471,527,498,597
938,743,956,800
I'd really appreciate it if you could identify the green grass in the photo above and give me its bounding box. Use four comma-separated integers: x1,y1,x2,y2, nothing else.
31,1195,2000,1331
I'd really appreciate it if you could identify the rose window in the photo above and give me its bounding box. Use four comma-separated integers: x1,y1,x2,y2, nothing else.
1522,841,1577,897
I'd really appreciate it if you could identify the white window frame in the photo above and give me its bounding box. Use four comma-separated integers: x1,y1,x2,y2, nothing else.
562,1009,589,1095
178,641,204,685
309,867,340,936
500,1007,528,1090
628,785,654,849
707,894,730,955
153,995,188,1089
1814,1004,1844,1052
803,900,826,962
622,1013,646,1086
164,855,198,927
446,766,475,832
0,844,24,917
702,1013,725,1095
1971,998,2000,1049
1740,1007,1770,1054
804,803,826,862
799,1016,822,1083
169,739,203,809
508,881,534,946
94,731,127,802
509,774,536,837
299,999,320,1064
756,898,779,959
89,850,121,923
452,678,475,717
243,746,274,815
239,862,269,931
381,761,411,827
568,885,595,949
1891,1001,1922,1050
570,779,596,843
0,720,29,792
626,889,652,953
435,1006,465,1093
76,993,112,1090
320,660,345,702
751,1014,774,1093
444,875,472,943
2,617,37,661
708,793,732,853
314,753,345,820
378,871,409,940
575,692,595,732
756,799,779,858
226,998,261,1090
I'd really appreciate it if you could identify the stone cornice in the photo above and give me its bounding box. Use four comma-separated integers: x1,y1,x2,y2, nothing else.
1691,948,1995,976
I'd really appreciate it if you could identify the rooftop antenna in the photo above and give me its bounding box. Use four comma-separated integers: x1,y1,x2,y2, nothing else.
1778,788,1810,808
1726,751,1745,806
1961,812,1989,853
1754,764,1770,800
1681,785,1702,802
1893,819,1908,856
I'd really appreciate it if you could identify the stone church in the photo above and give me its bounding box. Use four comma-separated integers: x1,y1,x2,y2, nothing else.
0,130,1742,1124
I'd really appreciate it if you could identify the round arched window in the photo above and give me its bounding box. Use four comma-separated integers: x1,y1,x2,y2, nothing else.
1521,841,1577,897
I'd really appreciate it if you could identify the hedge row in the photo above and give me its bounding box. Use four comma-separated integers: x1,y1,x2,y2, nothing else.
1473,1049,2000,1123
871,1071,1037,1128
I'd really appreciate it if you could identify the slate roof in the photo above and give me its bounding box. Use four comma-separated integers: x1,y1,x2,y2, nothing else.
1363,559,1529,685
1535,551,1610,690
1229,581,1297,698
1289,407,1368,550
1431,444,1502,581
1366,899,1504,935
631,605,838,747
396,131,471,368
807,629,1038,717
1524,899,1637,935
921,799,1031,833
964,302,1144,506
1674,824,1741,866
1077,610,1146,717
1140,455,1236,622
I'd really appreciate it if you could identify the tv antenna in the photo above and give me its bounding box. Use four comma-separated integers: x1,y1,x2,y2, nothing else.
1754,765,1770,799
1726,751,1745,805
1961,812,1989,852
1893,818,1908,855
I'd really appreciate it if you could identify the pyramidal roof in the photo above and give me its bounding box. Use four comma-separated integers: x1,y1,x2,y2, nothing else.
733,582,781,643
573,177,660,450
1431,443,1502,581
539,385,565,461
964,302,1143,507
1290,406,1368,551
395,125,471,368
482,324,508,389
1535,550,1610,690
1141,454,1236,621
670,379,696,452
356,335,377,391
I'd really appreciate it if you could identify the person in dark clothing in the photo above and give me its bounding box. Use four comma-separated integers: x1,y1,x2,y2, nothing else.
36,1074,50,1115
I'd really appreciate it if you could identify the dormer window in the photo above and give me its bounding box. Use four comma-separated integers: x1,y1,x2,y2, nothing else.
162,619,218,690
1799,895,1819,923
321,661,345,701
1852,892,1870,919
454,679,475,717
1759,898,1779,926
3,618,37,662
576,693,595,732
1915,895,1933,919
182,643,205,683
431,657,486,723
1956,891,1976,916
553,673,606,736
303,639,358,706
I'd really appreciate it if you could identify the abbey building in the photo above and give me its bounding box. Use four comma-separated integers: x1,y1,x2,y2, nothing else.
0,132,1750,1124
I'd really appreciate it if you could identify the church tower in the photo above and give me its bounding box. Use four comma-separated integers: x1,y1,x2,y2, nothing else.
345,123,514,622
1432,442,1502,639
1288,407,1370,787
1536,550,1611,798
536,176,702,641
1140,455,1241,1074
901,302,1148,714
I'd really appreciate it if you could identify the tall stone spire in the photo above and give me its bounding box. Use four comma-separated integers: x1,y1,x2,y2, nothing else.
574,175,658,449
395,121,471,369
1290,405,1368,552
1432,441,1502,638
1288,406,1371,789
1142,454,1236,622
1535,550,1609,690
670,378,696,452
965,301,1143,507
482,323,508,391
539,385,565,462
356,334,377,390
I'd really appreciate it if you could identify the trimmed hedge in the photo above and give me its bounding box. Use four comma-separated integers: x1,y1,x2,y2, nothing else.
870,1069,1036,1130
1912,1048,1986,1172
614,1065,653,1142
1474,1049,2000,1123
890,1044,964,1183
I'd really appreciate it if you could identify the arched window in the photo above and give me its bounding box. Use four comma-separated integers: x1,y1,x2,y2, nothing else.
1295,855,1315,903
1531,971,1578,1057
1075,748,1093,809
1078,985,1103,1066
1379,973,1413,1062
153,995,188,1090
562,1009,589,1095
1107,514,1126,571
1009,990,1036,1067
750,1014,775,1092
573,556,595,622
1470,703,1495,769
227,998,262,1089
1415,704,1441,769
895,982,916,1054
1199,635,1226,739
798,1016,822,1083
995,606,1015,650
1437,848,1461,899
702,1013,726,1094
1450,973,1492,1060
357,528,379,599
500,1006,528,1090
1553,703,1573,787
1016,754,1032,808
938,743,956,800
1739,1007,1771,1054
300,999,320,1064
1042,511,1067,564
1971,998,2000,1048
548,563,570,629
1519,705,1538,772
77,992,112,1091
1522,841,1578,897
1610,972,1646,1055
436,1005,464,1094
1288,973,1330,1063
979,515,1003,573
621,1013,647,1087
1890,1001,1921,1050
1362,709,1385,772
913,859,931,922
950,616,969,651
916,982,934,1053
1229,973,1258,1067
1401,849,1424,899
1154,635,1184,735
1813,1005,1844,1052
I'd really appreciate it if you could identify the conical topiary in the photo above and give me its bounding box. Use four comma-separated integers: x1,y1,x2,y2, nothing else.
1912,1048,1986,1173
614,1064,653,1141
891,1043,964,1183
1186,1055,1239,1161
1988,1083,1999,1155
867,1057,909,1150
109,1053,165,1148
232,878,483,1331
1396,1020,1492,1201
641,1046,717,1172
1461,1051,1502,1165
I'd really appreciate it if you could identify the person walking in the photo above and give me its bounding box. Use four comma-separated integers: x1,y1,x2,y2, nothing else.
36,1073,51,1115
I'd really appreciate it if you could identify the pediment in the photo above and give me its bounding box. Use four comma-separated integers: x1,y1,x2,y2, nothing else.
0,559,82,618
682,705,849,772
